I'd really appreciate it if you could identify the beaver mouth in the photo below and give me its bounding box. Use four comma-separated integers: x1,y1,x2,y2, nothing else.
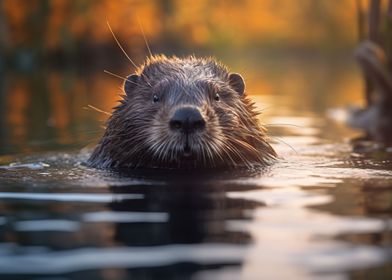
181,135,195,159
183,144,192,157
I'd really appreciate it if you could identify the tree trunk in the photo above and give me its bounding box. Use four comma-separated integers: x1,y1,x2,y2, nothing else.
369,0,381,44
355,0,366,42
385,0,392,68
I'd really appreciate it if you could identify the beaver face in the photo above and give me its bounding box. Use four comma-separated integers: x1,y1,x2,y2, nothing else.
146,77,231,167
88,55,276,169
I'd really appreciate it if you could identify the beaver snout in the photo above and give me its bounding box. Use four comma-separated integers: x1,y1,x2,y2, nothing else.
169,107,206,134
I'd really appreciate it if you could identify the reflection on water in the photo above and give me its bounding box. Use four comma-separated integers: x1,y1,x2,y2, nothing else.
0,53,392,279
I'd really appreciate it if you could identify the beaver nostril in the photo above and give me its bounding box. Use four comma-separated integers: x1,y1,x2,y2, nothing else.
170,120,182,130
169,107,206,133
193,120,206,130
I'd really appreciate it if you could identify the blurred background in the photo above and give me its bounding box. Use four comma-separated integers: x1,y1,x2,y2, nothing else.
0,0,372,156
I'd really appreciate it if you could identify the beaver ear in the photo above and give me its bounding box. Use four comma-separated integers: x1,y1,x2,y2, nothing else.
124,74,139,96
229,73,245,95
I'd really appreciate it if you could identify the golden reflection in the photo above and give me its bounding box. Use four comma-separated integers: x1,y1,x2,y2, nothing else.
47,73,72,144
5,78,30,150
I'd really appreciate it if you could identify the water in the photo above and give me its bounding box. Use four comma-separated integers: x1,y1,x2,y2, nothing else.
0,53,392,279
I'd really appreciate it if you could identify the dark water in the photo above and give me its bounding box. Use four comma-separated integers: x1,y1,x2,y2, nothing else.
0,53,392,280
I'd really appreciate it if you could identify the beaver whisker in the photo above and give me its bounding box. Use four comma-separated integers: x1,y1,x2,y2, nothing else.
103,70,136,85
137,19,153,58
230,137,262,155
201,136,221,166
149,139,165,161
255,105,274,114
219,143,239,167
208,141,224,163
164,141,176,163
203,142,216,167
265,123,303,129
229,140,260,160
224,141,253,168
84,104,111,116
201,146,208,166
200,135,217,161
191,140,206,166
106,21,138,70
155,138,172,163
165,144,173,163
107,21,153,88
153,142,165,163
270,136,298,154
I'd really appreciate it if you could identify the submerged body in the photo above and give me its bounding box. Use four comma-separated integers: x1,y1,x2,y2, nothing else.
88,55,276,169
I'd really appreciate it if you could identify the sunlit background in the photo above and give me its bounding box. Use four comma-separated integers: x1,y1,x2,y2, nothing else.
0,0,367,156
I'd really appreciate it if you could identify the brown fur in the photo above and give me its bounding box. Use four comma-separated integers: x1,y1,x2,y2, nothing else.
88,55,276,169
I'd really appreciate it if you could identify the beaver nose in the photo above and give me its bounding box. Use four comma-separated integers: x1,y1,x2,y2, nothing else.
169,107,206,133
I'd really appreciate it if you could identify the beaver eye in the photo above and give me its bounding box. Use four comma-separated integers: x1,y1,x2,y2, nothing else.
153,94,159,103
214,93,220,101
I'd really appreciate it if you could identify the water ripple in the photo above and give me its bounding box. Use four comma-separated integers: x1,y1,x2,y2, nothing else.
0,192,144,202
0,244,246,274
82,211,169,223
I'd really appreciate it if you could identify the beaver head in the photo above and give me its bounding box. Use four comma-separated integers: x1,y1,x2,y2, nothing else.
88,55,276,169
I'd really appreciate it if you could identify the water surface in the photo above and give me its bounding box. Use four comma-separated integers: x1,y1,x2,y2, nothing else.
0,53,392,280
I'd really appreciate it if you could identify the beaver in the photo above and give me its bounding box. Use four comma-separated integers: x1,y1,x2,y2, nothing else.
88,55,276,169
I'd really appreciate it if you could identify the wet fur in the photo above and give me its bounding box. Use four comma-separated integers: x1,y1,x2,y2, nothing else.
88,55,276,169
